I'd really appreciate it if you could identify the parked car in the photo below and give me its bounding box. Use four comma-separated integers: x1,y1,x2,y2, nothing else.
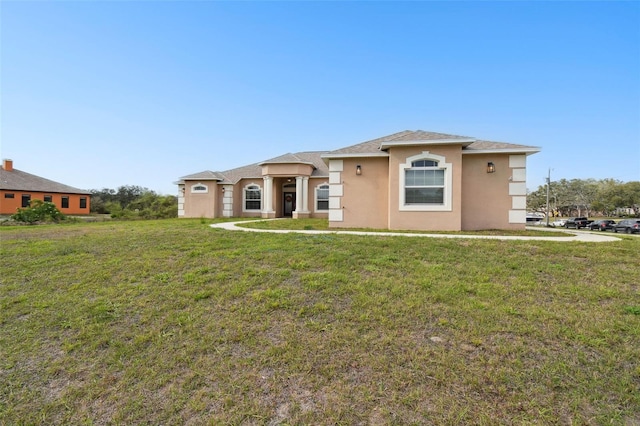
612,219,640,234
551,219,566,228
588,219,616,231
565,217,591,229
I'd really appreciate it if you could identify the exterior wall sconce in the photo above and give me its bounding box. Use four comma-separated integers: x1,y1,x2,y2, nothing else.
487,162,496,173
356,165,362,175
221,187,225,193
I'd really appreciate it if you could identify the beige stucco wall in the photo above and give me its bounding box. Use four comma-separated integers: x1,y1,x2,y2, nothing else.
262,164,314,177
182,180,218,218
236,179,263,217
330,157,389,229
387,145,463,231
461,154,524,230
308,178,329,218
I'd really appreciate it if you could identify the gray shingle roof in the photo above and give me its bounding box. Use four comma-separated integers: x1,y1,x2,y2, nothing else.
179,152,330,185
464,140,540,152
178,132,540,184
0,167,91,194
325,130,539,156
179,170,225,181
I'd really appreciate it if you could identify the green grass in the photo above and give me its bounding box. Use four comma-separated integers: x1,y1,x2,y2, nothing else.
1,219,639,424
240,218,572,236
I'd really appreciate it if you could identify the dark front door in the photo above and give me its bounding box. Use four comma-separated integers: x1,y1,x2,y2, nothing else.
283,193,296,217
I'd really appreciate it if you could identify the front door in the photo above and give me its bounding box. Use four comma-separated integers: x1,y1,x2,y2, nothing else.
284,192,296,217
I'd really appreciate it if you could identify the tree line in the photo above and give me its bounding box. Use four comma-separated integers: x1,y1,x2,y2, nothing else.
527,179,640,217
90,185,177,219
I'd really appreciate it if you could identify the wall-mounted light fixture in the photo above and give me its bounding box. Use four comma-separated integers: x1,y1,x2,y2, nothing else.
221,187,225,193
356,165,362,175
487,162,496,173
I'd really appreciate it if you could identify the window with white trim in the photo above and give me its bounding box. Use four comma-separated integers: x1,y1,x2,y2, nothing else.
244,184,262,211
399,152,452,211
191,183,208,193
316,183,329,211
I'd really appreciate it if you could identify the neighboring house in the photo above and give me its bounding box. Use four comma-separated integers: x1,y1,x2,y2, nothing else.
176,130,540,231
0,159,91,215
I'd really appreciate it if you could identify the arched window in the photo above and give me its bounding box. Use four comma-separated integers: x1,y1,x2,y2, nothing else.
399,152,452,211
316,183,329,211
243,184,262,211
191,183,208,193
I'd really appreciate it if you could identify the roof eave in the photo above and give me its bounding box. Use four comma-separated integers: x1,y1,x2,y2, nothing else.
462,147,541,155
321,152,389,160
258,160,316,167
179,176,223,181
380,138,477,150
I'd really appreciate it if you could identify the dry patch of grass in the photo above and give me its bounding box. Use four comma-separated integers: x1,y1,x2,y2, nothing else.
1,219,639,424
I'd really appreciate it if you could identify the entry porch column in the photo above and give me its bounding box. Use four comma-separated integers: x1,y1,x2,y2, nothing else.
293,176,310,219
262,176,275,218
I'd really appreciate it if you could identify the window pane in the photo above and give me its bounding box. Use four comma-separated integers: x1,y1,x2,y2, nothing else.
406,169,444,186
431,170,444,185
317,200,329,210
80,197,87,208
405,188,444,204
61,197,69,208
405,170,417,186
246,200,260,209
411,160,438,167
245,186,261,210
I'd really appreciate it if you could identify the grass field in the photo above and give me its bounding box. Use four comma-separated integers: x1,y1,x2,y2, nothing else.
1,219,639,425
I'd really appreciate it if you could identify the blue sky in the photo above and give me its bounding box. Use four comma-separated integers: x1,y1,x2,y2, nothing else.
2,1,639,195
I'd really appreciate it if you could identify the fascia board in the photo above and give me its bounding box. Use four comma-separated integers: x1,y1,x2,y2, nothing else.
462,148,541,155
320,152,389,160
258,160,316,167
379,138,476,150
181,177,223,181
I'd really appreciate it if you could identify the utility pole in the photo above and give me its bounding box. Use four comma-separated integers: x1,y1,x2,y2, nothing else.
546,168,551,227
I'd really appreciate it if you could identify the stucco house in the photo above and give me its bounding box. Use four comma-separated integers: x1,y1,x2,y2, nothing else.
176,130,540,231
0,159,91,215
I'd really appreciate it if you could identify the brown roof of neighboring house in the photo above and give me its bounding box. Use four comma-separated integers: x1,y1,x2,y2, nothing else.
0,167,91,194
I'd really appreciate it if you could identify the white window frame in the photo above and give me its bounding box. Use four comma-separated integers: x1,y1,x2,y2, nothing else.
191,183,208,194
399,152,452,211
315,183,330,212
243,184,262,212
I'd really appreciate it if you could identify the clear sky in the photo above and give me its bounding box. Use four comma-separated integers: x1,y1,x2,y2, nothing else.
2,1,639,195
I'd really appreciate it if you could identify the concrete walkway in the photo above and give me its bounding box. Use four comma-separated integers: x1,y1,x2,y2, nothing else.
210,220,621,242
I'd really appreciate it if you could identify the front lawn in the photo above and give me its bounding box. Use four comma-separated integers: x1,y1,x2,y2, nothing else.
1,219,638,424
238,218,572,236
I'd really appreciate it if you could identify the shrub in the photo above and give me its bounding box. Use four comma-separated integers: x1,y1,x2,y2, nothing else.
11,200,65,224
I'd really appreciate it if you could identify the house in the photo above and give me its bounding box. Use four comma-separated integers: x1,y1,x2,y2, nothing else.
0,159,91,215
176,130,540,231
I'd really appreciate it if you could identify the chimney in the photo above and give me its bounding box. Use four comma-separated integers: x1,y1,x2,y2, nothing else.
2,159,13,171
